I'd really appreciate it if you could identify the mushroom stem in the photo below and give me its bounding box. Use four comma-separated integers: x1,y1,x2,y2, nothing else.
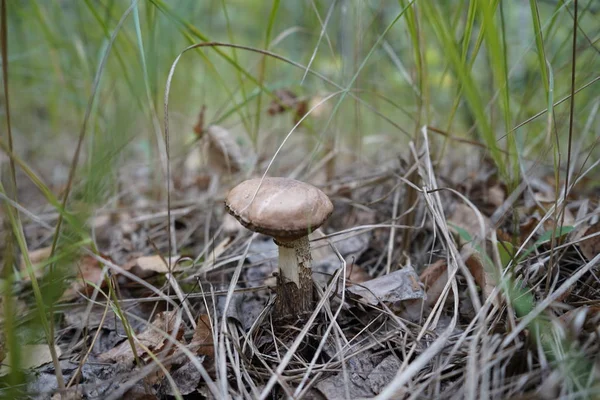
274,236,313,318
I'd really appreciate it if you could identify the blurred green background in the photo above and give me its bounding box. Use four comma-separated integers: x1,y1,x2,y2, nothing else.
4,0,598,196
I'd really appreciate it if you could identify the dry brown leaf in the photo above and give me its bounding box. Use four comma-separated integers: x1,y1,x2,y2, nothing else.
122,255,182,278
203,125,245,176
449,203,491,242
419,259,449,308
578,222,600,261
190,314,214,361
533,190,556,204
20,249,107,302
464,254,486,290
487,183,506,208
464,252,497,302
293,99,308,126
0,344,62,376
542,209,575,232
267,89,298,115
418,253,498,309
532,191,576,232
61,255,106,301
496,228,513,243
346,264,370,284
195,174,211,190
519,216,540,244
99,311,185,365
20,246,52,280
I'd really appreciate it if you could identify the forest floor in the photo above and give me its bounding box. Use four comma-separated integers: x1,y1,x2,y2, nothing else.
6,119,600,399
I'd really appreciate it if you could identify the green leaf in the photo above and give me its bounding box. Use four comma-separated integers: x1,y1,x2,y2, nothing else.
449,223,473,243
536,225,575,244
497,241,515,268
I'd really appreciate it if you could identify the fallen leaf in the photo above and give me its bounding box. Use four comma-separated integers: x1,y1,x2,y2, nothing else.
20,249,106,302
449,203,491,243
419,259,449,308
532,191,576,232
99,311,185,365
519,216,540,245
464,251,498,304
293,99,308,126
123,255,182,278
267,89,298,115
346,264,371,284
578,222,600,261
487,183,506,208
183,145,203,177
464,253,486,290
419,253,498,309
61,255,106,301
347,266,424,306
203,125,246,176
20,246,52,280
195,174,211,190
222,293,266,331
0,344,62,376
190,314,214,361
542,211,575,234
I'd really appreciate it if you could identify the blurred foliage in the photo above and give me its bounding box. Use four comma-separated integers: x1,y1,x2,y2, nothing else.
2,1,595,174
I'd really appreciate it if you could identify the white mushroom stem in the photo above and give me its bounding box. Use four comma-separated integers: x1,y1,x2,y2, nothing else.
274,235,313,317
278,244,301,286
277,236,311,287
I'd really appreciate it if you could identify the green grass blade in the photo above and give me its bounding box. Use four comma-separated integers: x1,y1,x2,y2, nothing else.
529,0,550,96
253,0,280,145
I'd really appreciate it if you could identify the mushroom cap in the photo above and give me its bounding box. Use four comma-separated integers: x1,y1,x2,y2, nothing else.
225,177,333,240
204,125,245,174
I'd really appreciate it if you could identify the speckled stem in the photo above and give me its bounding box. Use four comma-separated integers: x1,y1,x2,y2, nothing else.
274,236,313,318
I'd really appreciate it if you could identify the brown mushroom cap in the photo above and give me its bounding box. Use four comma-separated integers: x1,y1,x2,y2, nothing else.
225,177,333,240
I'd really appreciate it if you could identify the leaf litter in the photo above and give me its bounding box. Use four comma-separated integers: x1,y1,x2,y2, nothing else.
6,126,600,399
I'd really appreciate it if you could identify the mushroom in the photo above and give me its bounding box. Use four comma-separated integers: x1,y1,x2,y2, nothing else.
192,107,248,194
225,177,333,318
